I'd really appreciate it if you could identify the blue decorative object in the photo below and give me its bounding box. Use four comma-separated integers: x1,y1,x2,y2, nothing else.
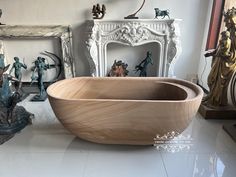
0,54,33,135
154,8,170,19
135,51,153,77
30,57,50,101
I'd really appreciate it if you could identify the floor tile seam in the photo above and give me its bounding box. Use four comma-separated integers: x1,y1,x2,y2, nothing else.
81,150,91,177
160,152,169,177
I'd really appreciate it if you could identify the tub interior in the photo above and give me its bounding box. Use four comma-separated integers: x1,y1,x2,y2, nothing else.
49,78,188,101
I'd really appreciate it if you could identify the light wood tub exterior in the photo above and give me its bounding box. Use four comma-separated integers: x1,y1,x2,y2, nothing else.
47,77,203,145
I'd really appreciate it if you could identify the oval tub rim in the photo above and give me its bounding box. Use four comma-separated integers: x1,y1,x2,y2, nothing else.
47,77,204,103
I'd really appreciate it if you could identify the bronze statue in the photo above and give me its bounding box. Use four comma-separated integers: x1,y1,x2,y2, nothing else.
30,51,62,101
92,4,106,19
108,60,129,77
9,57,27,91
124,0,146,19
154,8,170,19
31,57,50,101
0,54,32,134
9,57,27,81
203,7,236,107
135,51,153,77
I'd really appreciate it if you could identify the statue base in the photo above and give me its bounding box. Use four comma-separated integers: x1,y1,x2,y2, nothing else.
124,15,139,19
223,124,236,142
10,86,30,101
31,93,47,102
198,103,236,119
0,105,33,135
0,134,14,145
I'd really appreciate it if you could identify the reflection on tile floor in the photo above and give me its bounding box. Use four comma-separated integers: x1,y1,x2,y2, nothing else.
0,96,236,177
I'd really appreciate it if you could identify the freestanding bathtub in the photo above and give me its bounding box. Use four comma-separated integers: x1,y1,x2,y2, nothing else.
47,77,203,145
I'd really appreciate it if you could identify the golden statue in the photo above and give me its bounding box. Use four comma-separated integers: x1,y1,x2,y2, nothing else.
203,7,236,107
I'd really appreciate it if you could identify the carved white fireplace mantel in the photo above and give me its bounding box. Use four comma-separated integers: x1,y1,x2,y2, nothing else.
85,19,182,77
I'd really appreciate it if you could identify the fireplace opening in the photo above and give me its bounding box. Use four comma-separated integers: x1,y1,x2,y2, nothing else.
107,42,161,77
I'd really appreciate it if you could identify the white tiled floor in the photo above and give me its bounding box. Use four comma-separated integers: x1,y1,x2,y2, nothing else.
0,95,236,177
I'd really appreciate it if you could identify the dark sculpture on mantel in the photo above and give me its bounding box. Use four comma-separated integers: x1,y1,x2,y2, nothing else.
199,7,236,119
0,54,32,137
92,4,106,19
154,8,170,19
124,0,146,19
135,51,153,77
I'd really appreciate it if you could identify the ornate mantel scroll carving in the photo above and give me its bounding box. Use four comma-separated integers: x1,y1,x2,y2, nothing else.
0,25,75,78
85,19,182,77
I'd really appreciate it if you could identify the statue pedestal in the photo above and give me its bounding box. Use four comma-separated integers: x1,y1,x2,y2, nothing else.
0,105,33,135
31,93,47,102
199,103,236,119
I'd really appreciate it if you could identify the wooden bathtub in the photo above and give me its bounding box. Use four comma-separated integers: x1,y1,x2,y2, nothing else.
47,77,203,145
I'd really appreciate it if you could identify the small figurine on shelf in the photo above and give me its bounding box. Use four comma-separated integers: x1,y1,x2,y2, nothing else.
154,8,170,19
30,57,50,101
135,51,153,77
92,4,106,19
0,54,32,136
9,57,27,91
124,0,146,19
108,60,129,77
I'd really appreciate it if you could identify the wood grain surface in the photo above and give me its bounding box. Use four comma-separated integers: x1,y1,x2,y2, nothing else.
47,77,203,145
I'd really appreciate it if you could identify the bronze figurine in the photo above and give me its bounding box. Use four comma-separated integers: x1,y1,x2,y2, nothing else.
124,0,146,19
0,54,32,135
203,7,236,107
92,4,106,19
154,8,170,19
9,57,27,91
135,51,153,77
31,57,50,101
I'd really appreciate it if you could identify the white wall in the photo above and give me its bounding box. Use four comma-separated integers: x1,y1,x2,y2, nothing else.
1,0,210,78
197,0,214,90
